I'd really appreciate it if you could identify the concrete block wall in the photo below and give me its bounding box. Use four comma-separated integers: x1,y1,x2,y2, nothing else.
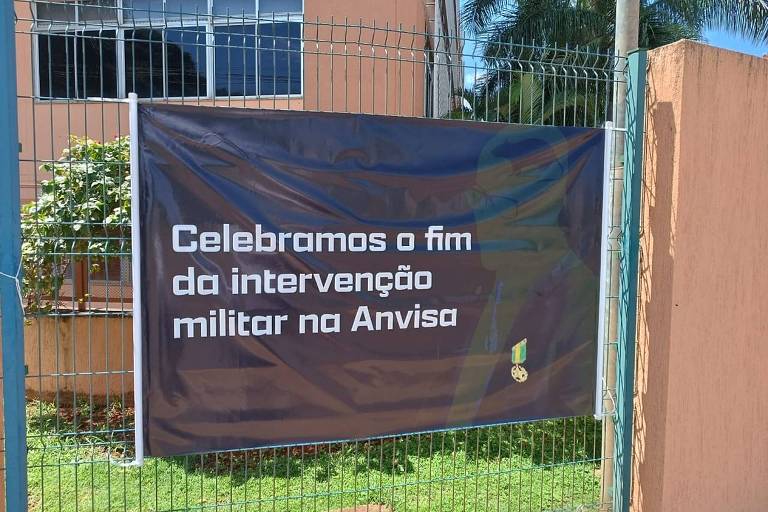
632,40,768,511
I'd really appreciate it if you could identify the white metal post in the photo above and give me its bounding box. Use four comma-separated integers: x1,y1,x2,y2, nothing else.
128,92,145,467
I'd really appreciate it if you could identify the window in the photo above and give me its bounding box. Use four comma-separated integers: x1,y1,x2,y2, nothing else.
212,1,302,97
214,25,258,97
213,0,255,16
35,0,303,100
165,27,208,97
124,29,164,98
37,0,118,22
213,20,300,96
125,0,207,20
124,27,208,99
38,30,118,99
257,22,301,95
124,25,211,99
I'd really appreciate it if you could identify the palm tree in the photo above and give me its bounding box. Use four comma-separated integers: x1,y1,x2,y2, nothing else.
455,0,767,124
462,0,768,49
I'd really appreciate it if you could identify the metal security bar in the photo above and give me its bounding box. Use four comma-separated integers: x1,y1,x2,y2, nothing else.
4,1,635,510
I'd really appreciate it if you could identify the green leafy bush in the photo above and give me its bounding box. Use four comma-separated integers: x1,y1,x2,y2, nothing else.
21,136,131,312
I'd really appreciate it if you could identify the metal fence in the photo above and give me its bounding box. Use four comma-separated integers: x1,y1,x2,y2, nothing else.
1,1,644,511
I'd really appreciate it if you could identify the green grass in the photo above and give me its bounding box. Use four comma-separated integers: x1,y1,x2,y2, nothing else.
27,401,602,512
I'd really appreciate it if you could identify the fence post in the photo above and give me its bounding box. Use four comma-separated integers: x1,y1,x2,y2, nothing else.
0,2,27,512
613,48,647,512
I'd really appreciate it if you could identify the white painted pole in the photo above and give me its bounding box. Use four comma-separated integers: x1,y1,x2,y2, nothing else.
595,121,614,420
128,92,145,467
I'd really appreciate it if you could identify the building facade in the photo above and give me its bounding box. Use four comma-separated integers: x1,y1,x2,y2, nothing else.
12,0,461,399
16,0,461,203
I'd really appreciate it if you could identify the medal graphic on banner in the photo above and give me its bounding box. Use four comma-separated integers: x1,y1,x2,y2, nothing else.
510,338,528,383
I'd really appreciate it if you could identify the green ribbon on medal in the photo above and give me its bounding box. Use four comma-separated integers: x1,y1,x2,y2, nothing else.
510,338,528,383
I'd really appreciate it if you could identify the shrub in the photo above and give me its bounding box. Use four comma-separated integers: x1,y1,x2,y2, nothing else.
21,136,131,312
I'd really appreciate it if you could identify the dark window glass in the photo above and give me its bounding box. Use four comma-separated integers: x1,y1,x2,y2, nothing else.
258,0,302,14
36,1,76,22
123,0,163,20
38,31,118,99
124,0,206,20
165,0,207,18
80,0,117,21
76,30,118,98
166,27,207,97
258,22,301,95
38,33,76,98
125,29,164,98
214,25,257,97
213,0,256,16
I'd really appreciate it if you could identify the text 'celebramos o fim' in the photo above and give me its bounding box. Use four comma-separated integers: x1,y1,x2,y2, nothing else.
170,224,473,254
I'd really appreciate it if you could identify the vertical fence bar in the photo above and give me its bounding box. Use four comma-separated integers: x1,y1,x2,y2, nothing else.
0,2,28,512
613,48,647,512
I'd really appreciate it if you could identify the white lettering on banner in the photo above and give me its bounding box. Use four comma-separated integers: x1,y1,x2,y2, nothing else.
171,306,458,340
223,266,433,298
172,223,389,254
173,267,219,296
172,224,198,252
351,304,458,332
167,223,474,339
170,224,473,254
173,309,288,340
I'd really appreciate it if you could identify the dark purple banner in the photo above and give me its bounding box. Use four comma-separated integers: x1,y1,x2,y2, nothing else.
133,105,606,457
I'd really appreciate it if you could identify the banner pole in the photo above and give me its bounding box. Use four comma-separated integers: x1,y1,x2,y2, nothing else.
594,121,614,419
128,93,145,466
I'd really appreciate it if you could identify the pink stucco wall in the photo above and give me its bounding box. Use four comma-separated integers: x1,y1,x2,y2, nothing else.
633,40,768,511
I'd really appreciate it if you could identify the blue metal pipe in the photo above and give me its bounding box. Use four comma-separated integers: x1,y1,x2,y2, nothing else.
0,2,28,511
613,48,647,512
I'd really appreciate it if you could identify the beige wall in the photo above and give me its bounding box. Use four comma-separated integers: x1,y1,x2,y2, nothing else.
14,0,431,204
24,316,134,401
632,40,768,511
302,0,428,118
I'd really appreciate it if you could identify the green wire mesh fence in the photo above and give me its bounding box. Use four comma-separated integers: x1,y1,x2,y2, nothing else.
7,1,629,510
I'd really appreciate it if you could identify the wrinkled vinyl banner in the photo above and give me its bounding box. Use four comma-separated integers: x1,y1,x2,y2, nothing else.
134,105,606,457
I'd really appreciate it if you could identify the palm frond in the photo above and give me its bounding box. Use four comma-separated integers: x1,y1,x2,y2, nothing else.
462,0,510,35
481,0,611,50
697,0,768,43
641,1,704,47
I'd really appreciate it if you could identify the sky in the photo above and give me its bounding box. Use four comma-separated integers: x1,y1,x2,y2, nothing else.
705,29,768,57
